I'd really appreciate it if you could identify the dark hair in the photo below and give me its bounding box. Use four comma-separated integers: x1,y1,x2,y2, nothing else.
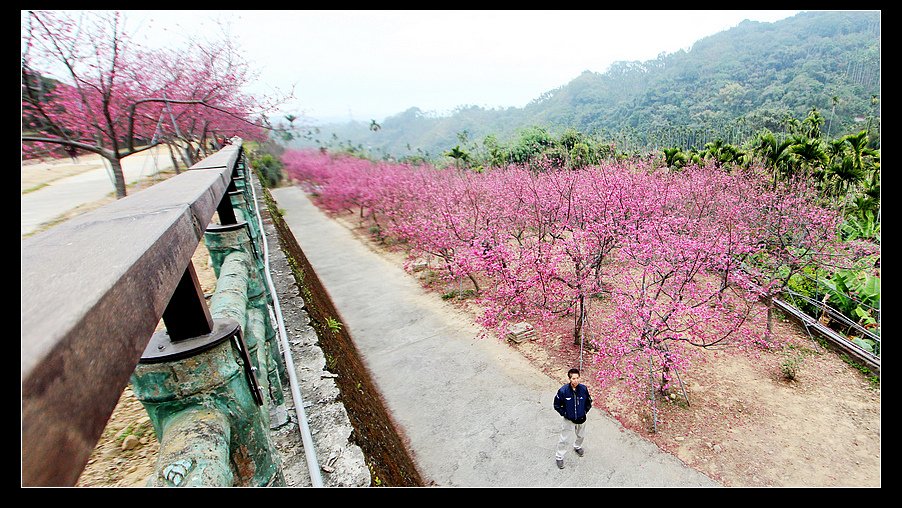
568,368,580,378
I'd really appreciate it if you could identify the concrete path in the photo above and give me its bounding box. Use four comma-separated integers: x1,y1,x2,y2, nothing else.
21,148,174,236
270,186,721,488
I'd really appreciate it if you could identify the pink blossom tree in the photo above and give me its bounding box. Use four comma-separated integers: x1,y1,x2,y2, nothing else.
22,10,287,197
591,165,765,430
736,171,845,340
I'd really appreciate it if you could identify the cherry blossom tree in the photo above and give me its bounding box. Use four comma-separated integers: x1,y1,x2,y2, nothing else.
735,171,845,340
22,10,287,197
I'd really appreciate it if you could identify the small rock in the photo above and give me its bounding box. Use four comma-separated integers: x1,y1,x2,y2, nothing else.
712,444,723,453
321,464,335,473
121,435,140,451
675,436,685,442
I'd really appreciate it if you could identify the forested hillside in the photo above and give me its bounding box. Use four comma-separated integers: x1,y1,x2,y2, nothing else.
290,10,879,161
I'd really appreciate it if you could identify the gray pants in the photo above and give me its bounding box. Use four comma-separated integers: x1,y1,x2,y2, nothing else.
554,417,586,460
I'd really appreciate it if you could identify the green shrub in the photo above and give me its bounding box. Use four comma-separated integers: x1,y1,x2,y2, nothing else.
252,153,283,187
786,265,827,315
780,353,802,380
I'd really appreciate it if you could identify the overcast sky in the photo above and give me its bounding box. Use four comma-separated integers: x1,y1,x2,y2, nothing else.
114,10,802,124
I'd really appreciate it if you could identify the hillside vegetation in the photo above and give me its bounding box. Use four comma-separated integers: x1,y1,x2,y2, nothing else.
291,11,879,161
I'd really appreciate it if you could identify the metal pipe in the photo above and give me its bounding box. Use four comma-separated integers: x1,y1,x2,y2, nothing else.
246,153,324,487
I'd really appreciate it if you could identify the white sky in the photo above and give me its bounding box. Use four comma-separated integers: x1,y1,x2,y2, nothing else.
99,10,801,123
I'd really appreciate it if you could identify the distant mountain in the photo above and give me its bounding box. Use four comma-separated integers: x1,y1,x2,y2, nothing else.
291,10,880,160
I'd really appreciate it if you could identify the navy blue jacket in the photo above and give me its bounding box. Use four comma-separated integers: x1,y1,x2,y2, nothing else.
554,383,592,424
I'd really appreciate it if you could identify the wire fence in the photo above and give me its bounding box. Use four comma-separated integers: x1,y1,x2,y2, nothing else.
791,262,881,318
734,258,880,364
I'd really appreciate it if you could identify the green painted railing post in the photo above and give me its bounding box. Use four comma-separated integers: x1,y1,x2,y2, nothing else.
130,254,282,486
229,191,264,253
236,152,257,214
131,319,284,487
204,226,287,410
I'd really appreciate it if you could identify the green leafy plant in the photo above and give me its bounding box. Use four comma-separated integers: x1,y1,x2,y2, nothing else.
839,354,879,388
841,210,880,242
818,268,880,336
442,288,476,300
785,265,829,316
115,420,153,445
324,352,337,371
849,334,877,354
662,147,688,169
368,462,382,486
780,352,803,380
251,153,284,188
325,316,343,334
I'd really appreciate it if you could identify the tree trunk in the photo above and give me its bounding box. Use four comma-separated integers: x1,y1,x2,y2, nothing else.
109,157,127,199
166,143,182,175
175,140,192,169
466,272,480,293
573,294,585,345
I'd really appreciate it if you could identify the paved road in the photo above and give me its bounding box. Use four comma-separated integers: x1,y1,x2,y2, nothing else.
21,149,174,236
270,186,721,488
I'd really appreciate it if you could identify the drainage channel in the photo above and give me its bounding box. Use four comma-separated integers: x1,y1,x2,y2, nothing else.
259,183,425,487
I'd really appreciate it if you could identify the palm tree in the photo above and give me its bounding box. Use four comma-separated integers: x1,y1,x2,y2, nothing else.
855,176,880,221
867,95,879,144
784,115,802,136
686,148,703,166
662,147,687,170
826,156,865,205
754,131,794,188
826,138,846,165
445,145,470,170
704,139,725,167
827,96,839,138
802,107,825,139
789,137,828,181
842,130,869,173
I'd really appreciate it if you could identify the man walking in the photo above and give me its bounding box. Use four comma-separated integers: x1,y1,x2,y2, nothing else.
553,368,592,469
